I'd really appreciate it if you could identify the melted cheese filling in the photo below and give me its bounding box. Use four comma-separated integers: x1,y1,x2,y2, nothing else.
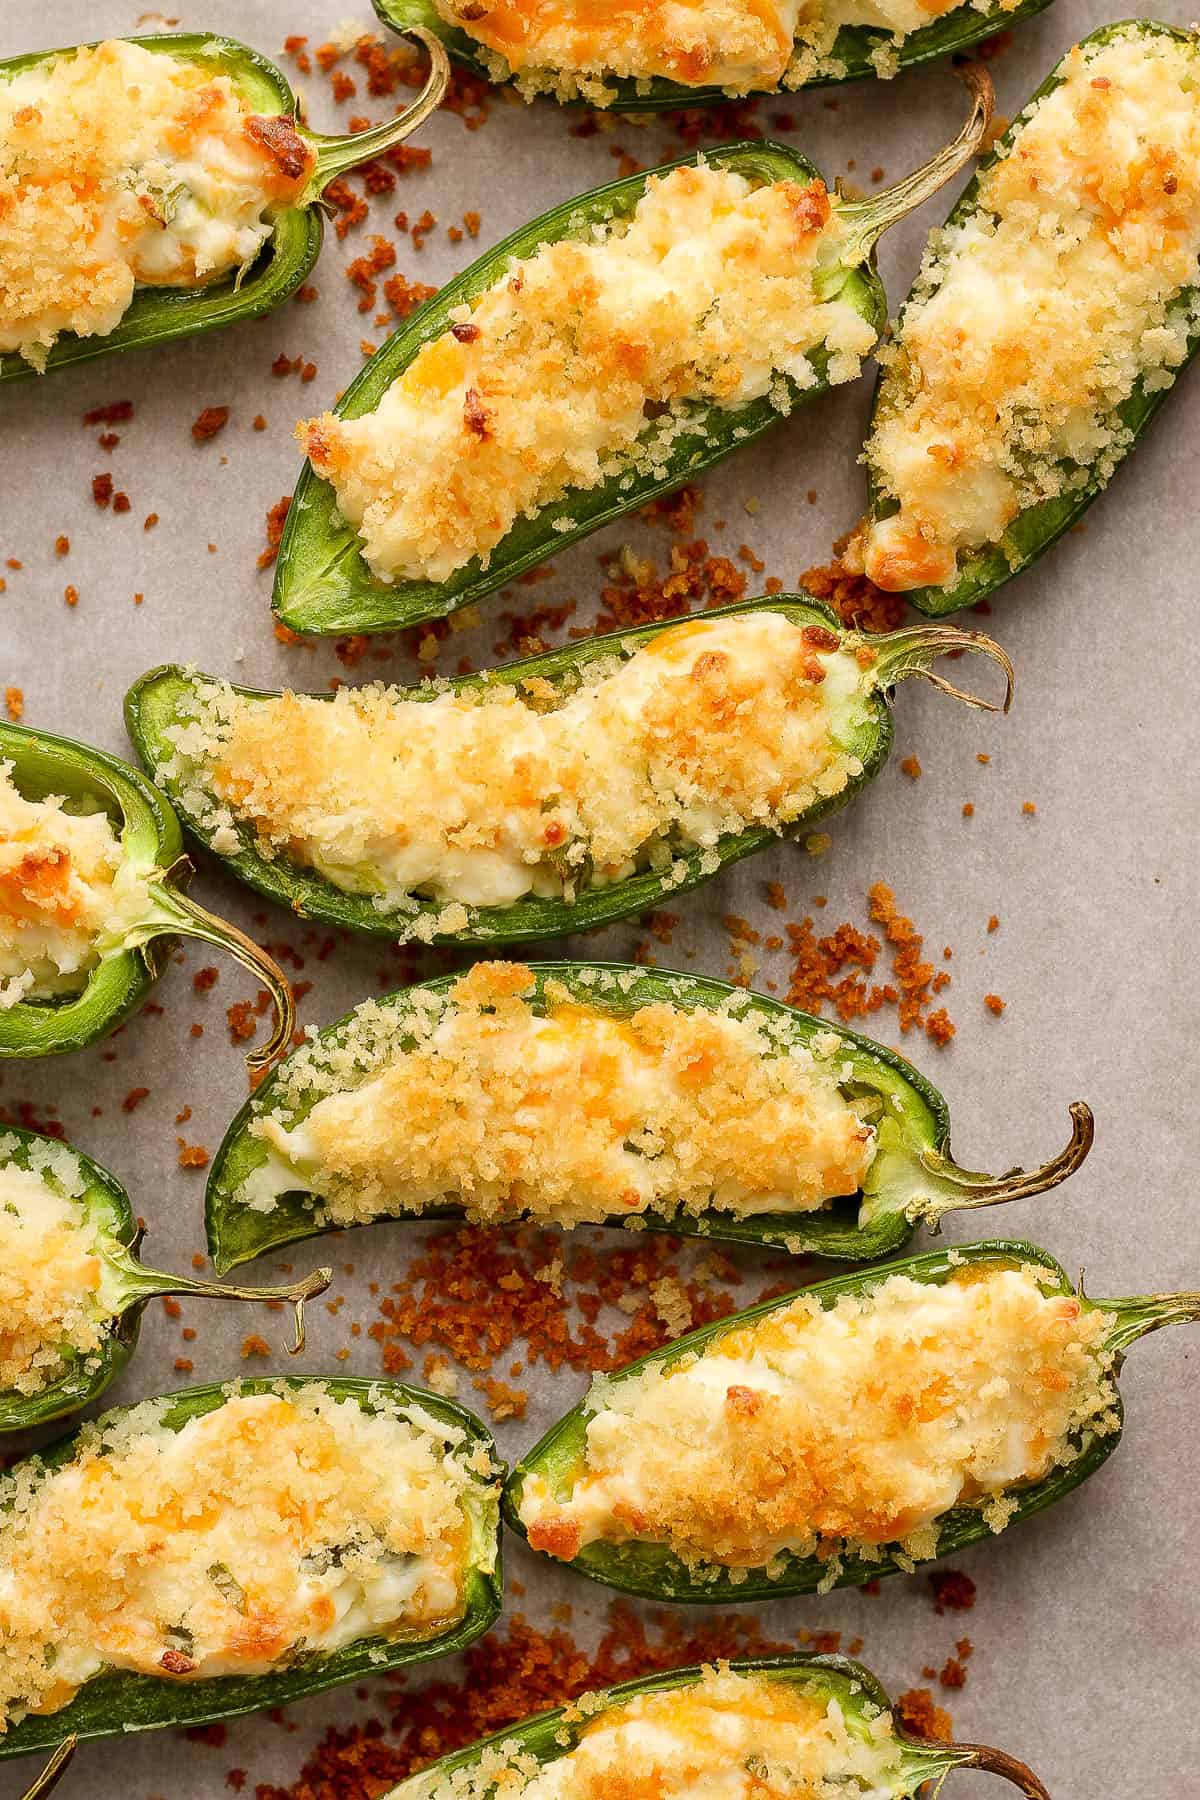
419,1669,902,1799
853,29,1200,592
518,1264,1118,1571
0,39,313,369
162,612,863,923
0,1388,487,1729
0,1141,107,1398
241,963,876,1229
0,762,153,1009
433,0,1018,101
299,163,875,583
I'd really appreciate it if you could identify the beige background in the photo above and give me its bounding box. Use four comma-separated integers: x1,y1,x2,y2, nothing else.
2,0,1198,1792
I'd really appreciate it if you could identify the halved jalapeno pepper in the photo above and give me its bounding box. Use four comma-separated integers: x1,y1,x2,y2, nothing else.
202,960,1091,1275
0,1122,331,1434
125,596,1013,948
0,1377,503,1760
374,0,1049,109
851,20,1200,615
271,78,991,636
0,722,292,1063
377,1654,1050,1800
504,1238,1199,1600
0,28,447,382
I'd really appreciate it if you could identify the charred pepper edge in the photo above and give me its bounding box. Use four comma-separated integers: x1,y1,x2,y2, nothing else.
500,1238,1142,1601
272,81,994,634
375,1653,1050,1800
371,0,1050,108
0,1122,333,1434
860,18,1200,617
0,30,448,384
0,722,292,1066
0,1376,504,1760
125,595,1011,950
200,960,1089,1276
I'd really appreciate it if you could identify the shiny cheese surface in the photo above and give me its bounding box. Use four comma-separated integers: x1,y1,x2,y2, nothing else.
162,613,863,923
0,1388,486,1729
238,962,877,1228
0,39,313,368
0,761,152,1008
299,163,875,583
0,1138,106,1398
414,1668,903,1798
518,1264,1118,1571
852,28,1200,593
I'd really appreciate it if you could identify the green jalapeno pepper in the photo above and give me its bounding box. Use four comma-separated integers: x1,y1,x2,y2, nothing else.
0,1122,331,1434
18,1740,76,1800
374,0,1049,110
854,20,1200,617
0,1376,503,1761
0,29,447,383
503,1237,1200,1601
125,595,1013,948
202,959,1091,1275
0,722,293,1063
271,77,991,636
378,1653,1050,1800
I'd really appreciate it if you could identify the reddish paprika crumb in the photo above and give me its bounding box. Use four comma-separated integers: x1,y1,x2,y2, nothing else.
192,406,230,442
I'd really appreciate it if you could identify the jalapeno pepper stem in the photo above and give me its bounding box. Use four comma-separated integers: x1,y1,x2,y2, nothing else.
909,1102,1094,1228
304,29,450,192
18,1738,76,1800
123,1263,333,1354
946,1742,1051,1798
835,62,994,259
860,623,1014,713
141,857,295,1070
1100,1286,1200,1355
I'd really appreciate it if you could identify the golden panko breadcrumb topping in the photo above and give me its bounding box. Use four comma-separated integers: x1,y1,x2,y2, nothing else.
0,1137,106,1397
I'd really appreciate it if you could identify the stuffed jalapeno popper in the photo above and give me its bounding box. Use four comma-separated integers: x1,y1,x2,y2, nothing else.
0,1379,502,1758
374,0,1049,107
273,78,991,635
846,20,1200,613
203,961,1091,1274
507,1240,1199,1598
0,1124,330,1434
0,30,446,378
127,599,1013,947
386,1657,1051,1800
0,724,292,1063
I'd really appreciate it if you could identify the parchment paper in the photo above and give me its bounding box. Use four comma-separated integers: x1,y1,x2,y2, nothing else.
1,0,1197,1792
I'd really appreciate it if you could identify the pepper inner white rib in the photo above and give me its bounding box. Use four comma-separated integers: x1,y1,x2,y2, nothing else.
517,1264,1118,1573
165,612,865,931
239,963,877,1229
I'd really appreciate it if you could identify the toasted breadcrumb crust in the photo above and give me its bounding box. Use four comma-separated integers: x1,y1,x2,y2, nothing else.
159,613,864,923
414,1666,901,1798
0,1136,106,1397
298,163,876,584
0,1386,493,1730
0,760,152,1008
240,962,876,1230
851,27,1200,592
433,0,1020,103
518,1264,1119,1578
0,39,313,368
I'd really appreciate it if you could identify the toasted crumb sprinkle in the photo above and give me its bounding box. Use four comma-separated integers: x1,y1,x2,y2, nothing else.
895,1688,952,1742
192,406,230,442
983,993,1005,1016
3,688,22,722
177,1141,209,1169
899,756,921,780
